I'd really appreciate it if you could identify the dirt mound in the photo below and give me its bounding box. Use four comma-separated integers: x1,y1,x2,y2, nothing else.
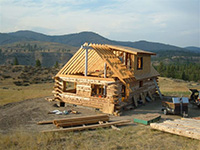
0,97,98,133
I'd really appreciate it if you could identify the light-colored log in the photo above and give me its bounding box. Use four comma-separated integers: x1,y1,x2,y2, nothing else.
37,120,53,125
42,120,131,133
56,117,109,128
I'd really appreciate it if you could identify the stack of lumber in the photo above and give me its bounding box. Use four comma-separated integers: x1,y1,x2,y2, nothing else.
133,113,161,125
43,120,130,133
37,114,131,133
53,114,109,127
150,118,200,140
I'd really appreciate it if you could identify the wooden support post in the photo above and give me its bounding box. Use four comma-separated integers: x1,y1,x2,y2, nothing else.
104,62,107,78
82,43,90,76
85,48,88,76
129,54,131,70
133,95,138,107
104,62,107,95
125,53,128,66
123,52,126,65
153,78,163,99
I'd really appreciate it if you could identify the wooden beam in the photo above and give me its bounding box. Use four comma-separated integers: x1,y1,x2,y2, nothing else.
57,47,84,75
58,74,115,82
150,119,200,140
153,78,163,99
84,46,88,76
42,120,131,133
55,117,109,128
37,120,53,125
71,50,96,74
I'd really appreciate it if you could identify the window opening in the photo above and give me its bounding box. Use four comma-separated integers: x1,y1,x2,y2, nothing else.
63,81,76,93
91,84,106,98
137,57,143,70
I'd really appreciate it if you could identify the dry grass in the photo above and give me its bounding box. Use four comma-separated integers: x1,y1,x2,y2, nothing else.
1,77,200,149
158,77,200,97
0,79,53,105
0,126,199,150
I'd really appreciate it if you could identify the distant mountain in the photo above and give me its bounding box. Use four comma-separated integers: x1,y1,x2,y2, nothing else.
185,46,200,53
1,30,199,67
0,30,188,52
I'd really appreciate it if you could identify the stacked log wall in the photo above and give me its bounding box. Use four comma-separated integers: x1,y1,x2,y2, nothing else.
128,77,157,105
53,76,117,113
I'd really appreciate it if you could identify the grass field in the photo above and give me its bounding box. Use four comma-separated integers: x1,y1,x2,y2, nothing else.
0,77,200,150
0,79,54,105
159,77,200,97
0,126,199,150
1,77,199,106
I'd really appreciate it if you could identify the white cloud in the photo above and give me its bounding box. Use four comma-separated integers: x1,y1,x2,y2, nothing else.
0,0,199,47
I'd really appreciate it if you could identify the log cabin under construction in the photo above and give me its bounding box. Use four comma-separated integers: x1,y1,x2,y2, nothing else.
53,43,160,114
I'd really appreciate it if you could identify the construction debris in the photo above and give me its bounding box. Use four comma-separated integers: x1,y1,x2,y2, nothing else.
150,118,200,140
48,109,80,115
133,113,161,125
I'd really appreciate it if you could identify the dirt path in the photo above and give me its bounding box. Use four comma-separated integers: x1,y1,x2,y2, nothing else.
0,97,200,133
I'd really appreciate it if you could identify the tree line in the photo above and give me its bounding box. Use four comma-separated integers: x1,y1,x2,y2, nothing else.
154,62,200,82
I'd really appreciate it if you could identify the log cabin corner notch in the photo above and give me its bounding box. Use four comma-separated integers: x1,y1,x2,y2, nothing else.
53,43,160,114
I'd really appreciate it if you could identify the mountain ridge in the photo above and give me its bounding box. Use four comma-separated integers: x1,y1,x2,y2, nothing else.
0,30,196,52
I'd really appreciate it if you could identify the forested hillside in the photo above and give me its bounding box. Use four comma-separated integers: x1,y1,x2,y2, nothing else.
0,41,77,67
154,62,200,82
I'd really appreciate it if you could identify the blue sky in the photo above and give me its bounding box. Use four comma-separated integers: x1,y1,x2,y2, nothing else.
0,0,199,47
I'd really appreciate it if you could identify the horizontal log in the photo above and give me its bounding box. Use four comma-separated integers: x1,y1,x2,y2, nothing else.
53,114,109,124
42,120,131,133
37,120,53,125
56,117,109,127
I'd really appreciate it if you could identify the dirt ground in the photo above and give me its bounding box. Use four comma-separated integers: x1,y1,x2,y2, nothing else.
0,96,200,133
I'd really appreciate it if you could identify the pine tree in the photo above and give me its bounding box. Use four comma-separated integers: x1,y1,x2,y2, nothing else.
54,61,59,68
13,57,19,65
35,59,41,67
181,71,187,81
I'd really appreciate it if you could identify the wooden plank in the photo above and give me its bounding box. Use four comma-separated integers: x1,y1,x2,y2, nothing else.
42,120,131,133
64,49,86,74
59,74,115,82
150,119,200,140
58,48,84,75
133,113,161,125
53,114,109,124
164,120,200,129
71,50,97,74
56,117,109,128
153,78,163,99
37,120,53,125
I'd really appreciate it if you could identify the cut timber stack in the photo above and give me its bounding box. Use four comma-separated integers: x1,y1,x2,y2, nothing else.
53,114,109,128
38,114,131,133
150,119,200,140
43,120,131,133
